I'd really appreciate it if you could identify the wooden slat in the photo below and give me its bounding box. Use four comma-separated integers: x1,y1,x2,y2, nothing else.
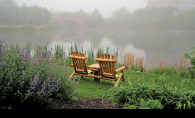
101,54,105,74
82,53,85,71
99,55,103,77
77,53,80,69
76,69,85,72
108,54,111,73
101,77,117,81
112,55,115,75
69,55,87,60
96,58,117,62
74,73,102,78
73,73,117,81
69,71,75,80
104,54,108,73
103,73,114,76
114,73,123,87
72,58,77,72
115,66,125,73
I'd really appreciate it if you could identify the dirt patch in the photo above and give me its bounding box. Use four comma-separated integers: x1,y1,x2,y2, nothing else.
46,97,126,109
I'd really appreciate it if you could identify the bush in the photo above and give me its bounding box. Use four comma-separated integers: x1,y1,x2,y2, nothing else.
0,40,80,108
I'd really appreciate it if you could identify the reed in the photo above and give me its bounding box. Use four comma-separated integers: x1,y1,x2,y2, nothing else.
16,41,192,76
117,50,146,72
174,54,190,73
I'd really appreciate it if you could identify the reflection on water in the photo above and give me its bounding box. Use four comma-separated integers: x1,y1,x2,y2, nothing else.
0,28,194,69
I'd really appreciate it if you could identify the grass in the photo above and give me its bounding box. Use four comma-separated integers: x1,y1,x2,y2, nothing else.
70,68,195,100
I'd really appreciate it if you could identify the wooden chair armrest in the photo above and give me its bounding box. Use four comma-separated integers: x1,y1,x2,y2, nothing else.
115,66,125,73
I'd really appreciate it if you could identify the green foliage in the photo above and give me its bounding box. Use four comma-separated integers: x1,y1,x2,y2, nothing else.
139,99,164,109
103,74,195,109
0,40,79,108
183,47,195,78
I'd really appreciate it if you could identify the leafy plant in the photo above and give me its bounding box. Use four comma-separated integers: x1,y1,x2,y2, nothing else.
0,40,80,108
139,98,164,109
183,47,195,78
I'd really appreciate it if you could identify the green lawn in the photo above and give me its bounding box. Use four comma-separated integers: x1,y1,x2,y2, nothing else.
67,66,195,100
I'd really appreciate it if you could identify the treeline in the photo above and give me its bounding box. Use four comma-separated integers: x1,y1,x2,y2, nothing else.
105,6,195,30
0,0,51,25
89,6,195,31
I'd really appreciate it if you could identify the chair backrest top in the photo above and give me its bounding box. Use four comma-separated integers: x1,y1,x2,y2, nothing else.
69,51,87,60
69,52,87,72
96,54,117,76
96,54,117,62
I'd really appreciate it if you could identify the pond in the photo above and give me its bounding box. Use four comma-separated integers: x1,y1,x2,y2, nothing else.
0,28,194,69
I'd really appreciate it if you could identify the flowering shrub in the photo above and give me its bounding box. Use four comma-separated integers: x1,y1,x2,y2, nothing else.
0,40,80,108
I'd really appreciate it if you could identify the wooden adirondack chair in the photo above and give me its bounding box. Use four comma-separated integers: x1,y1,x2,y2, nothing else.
96,54,125,87
69,51,93,80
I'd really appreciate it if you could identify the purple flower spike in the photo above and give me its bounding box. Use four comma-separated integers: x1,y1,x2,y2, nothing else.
32,86,35,90
27,90,31,93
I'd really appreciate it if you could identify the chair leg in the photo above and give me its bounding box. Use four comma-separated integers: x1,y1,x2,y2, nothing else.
114,73,123,88
122,73,125,82
69,71,75,80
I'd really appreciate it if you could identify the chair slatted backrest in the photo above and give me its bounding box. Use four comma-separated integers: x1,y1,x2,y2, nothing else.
69,51,87,73
96,54,117,77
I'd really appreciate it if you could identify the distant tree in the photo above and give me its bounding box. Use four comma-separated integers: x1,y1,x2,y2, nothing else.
0,0,51,25
88,9,104,27
110,7,131,28
175,9,195,30
0,0,19,24
25,5,51,25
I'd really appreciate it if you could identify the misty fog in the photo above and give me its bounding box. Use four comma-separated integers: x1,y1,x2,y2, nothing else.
0,0,195,68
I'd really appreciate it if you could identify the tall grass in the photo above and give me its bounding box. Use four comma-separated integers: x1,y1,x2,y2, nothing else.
117,51,146,72
150,52,191,77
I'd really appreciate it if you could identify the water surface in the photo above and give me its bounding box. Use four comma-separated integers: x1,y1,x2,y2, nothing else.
1,28,194,69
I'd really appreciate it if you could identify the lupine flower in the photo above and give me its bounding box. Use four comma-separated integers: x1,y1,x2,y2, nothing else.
3,62,7,65
76,82,79,86
73,77,76,82
27,90,31,93
33,86,36,90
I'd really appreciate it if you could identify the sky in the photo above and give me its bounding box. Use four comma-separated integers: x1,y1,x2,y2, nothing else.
15,0,148,18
